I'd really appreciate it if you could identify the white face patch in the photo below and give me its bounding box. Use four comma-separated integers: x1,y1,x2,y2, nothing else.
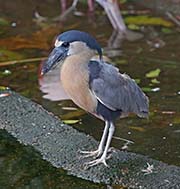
54,40,63,47
54,40,94,57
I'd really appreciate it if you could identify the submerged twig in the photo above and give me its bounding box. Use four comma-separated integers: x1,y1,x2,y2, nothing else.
0,57,47,67
53,0,78,21
113,136,134,150
113,136,134,144
34,11,47,22
166,11,180,27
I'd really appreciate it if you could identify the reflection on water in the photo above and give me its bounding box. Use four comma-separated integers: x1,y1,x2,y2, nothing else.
39,65,69,101
0,130,106,188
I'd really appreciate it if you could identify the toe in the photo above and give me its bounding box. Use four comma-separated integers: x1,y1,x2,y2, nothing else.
103,159,109,167
78,149,102,158
83,157,109,169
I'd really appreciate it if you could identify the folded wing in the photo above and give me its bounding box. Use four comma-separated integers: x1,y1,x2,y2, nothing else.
88,60,149,118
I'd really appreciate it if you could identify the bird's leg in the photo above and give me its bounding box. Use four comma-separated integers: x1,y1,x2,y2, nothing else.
60,0,67,13
71,0,79,8
54,0,79,21
61,0,79,16
96,0,126,32
80,121,109,158
87,0,95,12
84,122,115,168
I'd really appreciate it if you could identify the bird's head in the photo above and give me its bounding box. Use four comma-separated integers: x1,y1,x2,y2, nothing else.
41,30,102,75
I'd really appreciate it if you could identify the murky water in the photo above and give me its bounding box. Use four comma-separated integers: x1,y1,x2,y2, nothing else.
0,1,180,188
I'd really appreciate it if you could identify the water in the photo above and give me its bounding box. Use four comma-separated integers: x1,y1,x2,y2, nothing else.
0,1,180,188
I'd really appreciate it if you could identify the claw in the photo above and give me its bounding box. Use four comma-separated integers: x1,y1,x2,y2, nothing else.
79,149,102,158
83,156,109,169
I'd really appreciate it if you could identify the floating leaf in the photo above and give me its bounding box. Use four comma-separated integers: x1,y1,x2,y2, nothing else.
161,27,173,34
142,87,152,92
151,78,160,84
128,24,140,30
146,68,161,78
134,78,141,84
129,126,145,132
125,16,173,27
63,119,80,124
0,86,8,90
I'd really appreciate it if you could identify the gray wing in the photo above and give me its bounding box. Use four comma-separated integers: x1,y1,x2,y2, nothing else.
88,60,149,118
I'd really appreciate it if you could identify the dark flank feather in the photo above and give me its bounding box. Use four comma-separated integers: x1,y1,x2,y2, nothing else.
88,60,149,119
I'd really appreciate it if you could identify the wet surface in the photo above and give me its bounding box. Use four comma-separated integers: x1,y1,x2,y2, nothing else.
0,0,180,188
0,90,180,188
0,130,105,189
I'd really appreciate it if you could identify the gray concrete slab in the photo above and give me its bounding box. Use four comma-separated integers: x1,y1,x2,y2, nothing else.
0,90,180,188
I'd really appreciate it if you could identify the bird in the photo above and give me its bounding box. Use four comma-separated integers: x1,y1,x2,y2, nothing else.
41,30,149,167
59,0,126,32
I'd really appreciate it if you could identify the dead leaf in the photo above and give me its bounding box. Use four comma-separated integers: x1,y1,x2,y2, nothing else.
125,15,174,27
0,26,60,50
146,68,161,78
63,119,80,124
129,126,146,132
0,86,8,90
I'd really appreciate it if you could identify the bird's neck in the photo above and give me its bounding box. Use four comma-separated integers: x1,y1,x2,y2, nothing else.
63,50,95,68
73,49,95,60
60,50,98,113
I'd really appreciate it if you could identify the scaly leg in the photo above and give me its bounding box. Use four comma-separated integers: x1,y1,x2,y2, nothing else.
84,122,115,167
88,0,95,12
54,0,79,21
96,0,126,32
80,121,109,158
105,0,126,32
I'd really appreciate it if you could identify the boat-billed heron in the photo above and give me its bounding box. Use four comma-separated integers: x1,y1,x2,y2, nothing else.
60,0,126,32
41,30,149,167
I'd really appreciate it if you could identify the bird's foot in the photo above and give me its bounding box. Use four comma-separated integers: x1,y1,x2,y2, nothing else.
84,155,109,169
79,149,102,158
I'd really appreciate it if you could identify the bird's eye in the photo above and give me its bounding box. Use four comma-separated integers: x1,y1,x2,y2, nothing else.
62,42,70,48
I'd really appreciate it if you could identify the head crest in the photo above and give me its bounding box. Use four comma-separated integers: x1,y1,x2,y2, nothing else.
57,30,102,58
